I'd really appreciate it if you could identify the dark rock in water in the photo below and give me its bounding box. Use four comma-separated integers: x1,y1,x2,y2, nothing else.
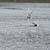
29,24,37,27
32,23,37,27
34,24,37,27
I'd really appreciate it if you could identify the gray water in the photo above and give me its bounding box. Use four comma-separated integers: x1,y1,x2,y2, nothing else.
0,3,50,50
